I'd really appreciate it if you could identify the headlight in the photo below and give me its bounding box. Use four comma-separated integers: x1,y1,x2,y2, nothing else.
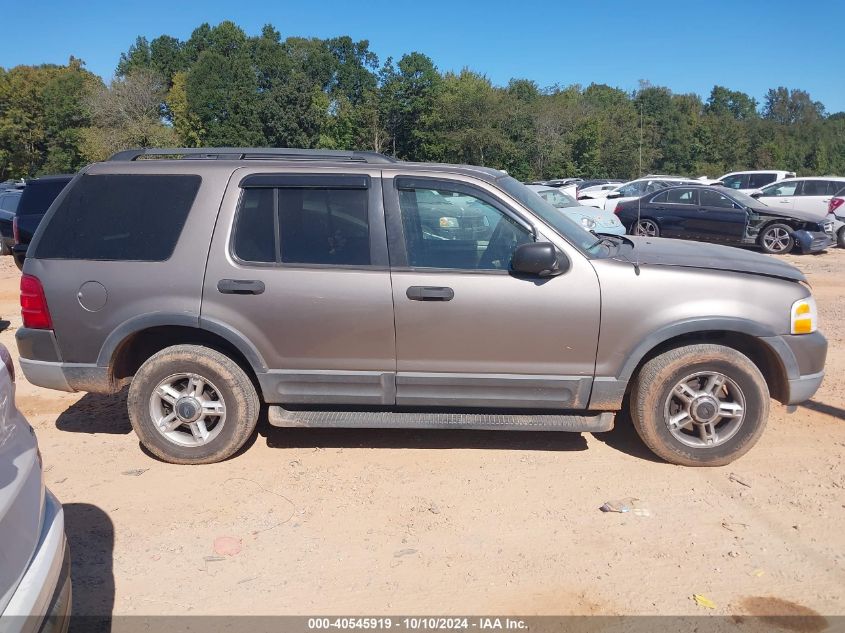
580,216,596,229
790,297,818,334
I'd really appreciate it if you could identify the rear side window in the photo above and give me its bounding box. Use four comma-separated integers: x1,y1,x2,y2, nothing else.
233,183,370,266
747,173,776,188
35,174,201,261
721,174,747,190
666,188,698,205
18,179,71,215
0,194,20,212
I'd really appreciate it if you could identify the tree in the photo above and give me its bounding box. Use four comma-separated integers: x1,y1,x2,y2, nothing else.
763,87,825,124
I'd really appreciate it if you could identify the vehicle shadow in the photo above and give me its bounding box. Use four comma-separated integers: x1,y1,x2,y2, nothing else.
588,408,664,464
55,390,132,435
64,503,114,632
800,399,845,420
0,319,10,333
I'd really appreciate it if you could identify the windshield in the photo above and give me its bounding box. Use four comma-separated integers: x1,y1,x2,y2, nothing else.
497,176,599,253
537,189,578,208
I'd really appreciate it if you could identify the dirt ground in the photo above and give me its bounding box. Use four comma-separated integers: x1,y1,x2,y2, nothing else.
1,249,843,621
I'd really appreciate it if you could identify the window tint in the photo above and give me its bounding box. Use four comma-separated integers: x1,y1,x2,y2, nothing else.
799,180,830,196
397,185,532,270
35,174,200,261
233,189,275,263
824,180,845,195
720,175,747,190
747,173,776,188
17,179,71,216
0,194,18,212
666,188,698,205
233,186,370,266
700,189,736,209
650,191,668,203
762,181,798,197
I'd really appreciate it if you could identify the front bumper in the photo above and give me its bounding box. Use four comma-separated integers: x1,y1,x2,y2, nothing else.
792,229,833,254
3,491,71,633
762,331,827,405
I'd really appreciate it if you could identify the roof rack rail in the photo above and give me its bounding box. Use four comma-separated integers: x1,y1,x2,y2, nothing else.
107,147,397,164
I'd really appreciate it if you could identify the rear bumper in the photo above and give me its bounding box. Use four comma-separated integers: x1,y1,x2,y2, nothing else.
3,491,71,633
792,229,832,254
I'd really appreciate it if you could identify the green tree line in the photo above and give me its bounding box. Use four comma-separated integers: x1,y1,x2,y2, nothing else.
2,21,844,180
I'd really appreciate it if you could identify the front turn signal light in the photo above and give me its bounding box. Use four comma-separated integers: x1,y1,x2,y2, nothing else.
790,297,817,334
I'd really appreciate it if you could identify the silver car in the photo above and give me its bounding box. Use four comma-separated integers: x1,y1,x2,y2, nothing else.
0,344,71,633
15,148,827,468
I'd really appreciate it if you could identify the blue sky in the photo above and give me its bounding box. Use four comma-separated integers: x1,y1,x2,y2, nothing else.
3,0,844,112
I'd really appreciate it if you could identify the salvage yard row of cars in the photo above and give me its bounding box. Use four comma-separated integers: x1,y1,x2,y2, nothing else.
0,152,834,631
528,170,844,254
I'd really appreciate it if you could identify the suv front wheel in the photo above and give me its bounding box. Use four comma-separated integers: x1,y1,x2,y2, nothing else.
127,344,260,464
630,344,769,466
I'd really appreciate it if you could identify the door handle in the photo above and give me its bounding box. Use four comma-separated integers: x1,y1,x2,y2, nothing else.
406,286,454,301
217,279,265,295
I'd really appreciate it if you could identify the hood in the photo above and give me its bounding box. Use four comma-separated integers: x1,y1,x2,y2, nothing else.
752,203,827,223
620,236,805,282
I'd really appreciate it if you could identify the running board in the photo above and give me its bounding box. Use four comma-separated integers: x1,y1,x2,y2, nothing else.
268,406,615,432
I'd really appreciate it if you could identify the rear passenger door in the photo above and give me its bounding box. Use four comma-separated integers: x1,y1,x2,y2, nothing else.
202,169,397,405
660,188,700,238
794,179,841,215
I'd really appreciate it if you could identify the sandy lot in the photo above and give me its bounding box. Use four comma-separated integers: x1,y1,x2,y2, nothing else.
1,249,843,622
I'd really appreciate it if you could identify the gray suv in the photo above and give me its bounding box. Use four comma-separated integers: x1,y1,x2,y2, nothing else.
15,149,827,466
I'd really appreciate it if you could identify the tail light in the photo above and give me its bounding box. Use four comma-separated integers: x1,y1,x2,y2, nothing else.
20,274,52,329
614,204,623,215
12,216,19,244
0,344,14,382
829,197,844,214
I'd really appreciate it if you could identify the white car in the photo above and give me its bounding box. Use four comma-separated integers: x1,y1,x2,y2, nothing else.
717,170,796,194
0,343,71,633
751,177,845,216
579,177,698,212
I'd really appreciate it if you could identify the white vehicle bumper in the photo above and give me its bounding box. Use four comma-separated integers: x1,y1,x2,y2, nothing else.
2,490,71,633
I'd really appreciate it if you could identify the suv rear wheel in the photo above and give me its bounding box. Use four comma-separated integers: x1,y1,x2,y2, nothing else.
127,344,260,464
629,344,768,466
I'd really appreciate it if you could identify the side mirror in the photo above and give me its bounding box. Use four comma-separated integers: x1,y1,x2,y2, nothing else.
511,242,568,277
750,192,762,199
606,191,622,199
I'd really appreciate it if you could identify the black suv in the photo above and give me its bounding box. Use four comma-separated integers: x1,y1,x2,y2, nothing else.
13,175,74,270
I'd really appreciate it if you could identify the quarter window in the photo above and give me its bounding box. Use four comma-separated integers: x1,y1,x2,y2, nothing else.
720,175,747,190
234,185,370,266
397,184,532,271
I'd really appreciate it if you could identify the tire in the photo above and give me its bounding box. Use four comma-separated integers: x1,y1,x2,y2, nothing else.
632,218,660,237
629,344,769,467
759,223,794,254
127,344,260,465
837,226,845,249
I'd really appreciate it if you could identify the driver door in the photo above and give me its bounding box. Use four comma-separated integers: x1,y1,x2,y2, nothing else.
383,174,601,410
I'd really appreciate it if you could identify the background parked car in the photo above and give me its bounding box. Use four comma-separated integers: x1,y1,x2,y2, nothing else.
0,343,71,632
750,176,845,218
615,185,834,254
12,175,74,270
580,177,698,211
526,184,626,236
829,186,845,247
0,188,22,256
716,170,796,193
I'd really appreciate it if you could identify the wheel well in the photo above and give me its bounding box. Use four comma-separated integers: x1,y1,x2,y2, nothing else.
110,326,259,390
631,330,788,403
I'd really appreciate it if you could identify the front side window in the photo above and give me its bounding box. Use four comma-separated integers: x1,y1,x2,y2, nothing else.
700,189,736,209
666,188,698,205
747,173,776,188
397,184,532,271
721,174,747,190
234,186,370,266
762,181,799,197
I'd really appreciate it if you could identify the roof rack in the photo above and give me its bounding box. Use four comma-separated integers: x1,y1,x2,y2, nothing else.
107,147,397,164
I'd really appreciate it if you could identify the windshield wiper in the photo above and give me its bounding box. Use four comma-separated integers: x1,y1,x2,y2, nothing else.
590,233,633,249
